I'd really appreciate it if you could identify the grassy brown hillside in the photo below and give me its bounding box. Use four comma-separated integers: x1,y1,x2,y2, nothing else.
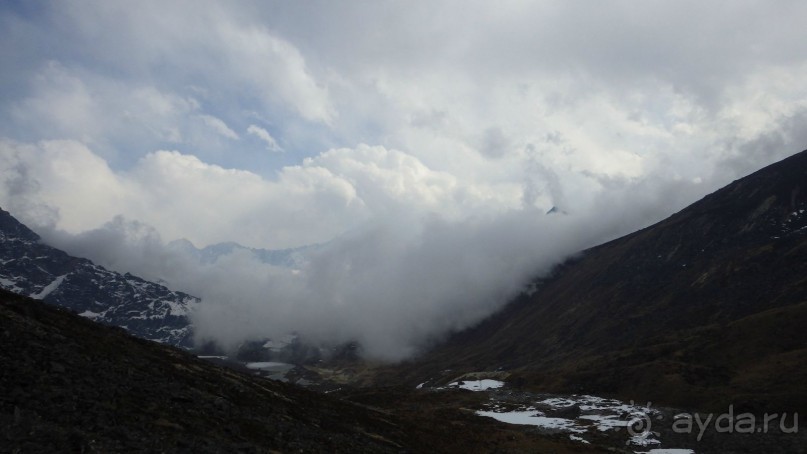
387,149,807,414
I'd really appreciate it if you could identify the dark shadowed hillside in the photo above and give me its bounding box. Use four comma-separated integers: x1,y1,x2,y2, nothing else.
0,289,408,452
0,288,603,453
390,149,807,414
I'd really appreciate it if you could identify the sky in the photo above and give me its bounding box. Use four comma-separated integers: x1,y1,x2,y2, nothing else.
1,1,806,359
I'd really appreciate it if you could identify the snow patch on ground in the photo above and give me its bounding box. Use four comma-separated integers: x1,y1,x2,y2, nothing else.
447,379,505,391
579,414,631,431
635,450,694,454
569,434,589,444
476,409,586,433
629,430,662,447
477,393,667,448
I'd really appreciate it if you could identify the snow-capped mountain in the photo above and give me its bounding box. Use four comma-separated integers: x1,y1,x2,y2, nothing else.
0,208,199,347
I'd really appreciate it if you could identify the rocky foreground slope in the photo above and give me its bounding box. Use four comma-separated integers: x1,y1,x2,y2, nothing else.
0,288,604,453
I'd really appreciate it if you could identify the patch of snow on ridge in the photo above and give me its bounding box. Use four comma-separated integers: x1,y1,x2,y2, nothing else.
30,274,68,299
0,276,23,293
79,310,102,319
164,298,197,316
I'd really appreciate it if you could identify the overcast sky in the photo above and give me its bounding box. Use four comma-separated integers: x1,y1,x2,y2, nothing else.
1,1,806,359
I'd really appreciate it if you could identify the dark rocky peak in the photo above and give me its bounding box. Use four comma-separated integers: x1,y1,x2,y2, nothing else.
0,207,199,348
0,208,40,242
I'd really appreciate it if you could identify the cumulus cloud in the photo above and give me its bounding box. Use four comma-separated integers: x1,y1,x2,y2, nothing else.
0,140,522,251
0,2,335,168
214,22,335,124
0,139,130,231
0,140,367,248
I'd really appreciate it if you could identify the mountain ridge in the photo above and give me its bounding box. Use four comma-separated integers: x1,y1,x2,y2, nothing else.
0,207,198,347
385,149,807,414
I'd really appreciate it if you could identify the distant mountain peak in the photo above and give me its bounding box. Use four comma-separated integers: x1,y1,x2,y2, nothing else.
545,205,567,215
0,208,40,242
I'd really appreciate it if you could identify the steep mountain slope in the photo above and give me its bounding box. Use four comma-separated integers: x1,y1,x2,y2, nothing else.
0,208,198,347
394,149,807,413
0,289,600,453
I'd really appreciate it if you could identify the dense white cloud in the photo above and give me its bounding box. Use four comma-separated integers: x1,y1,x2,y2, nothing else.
189,209,600,360
214,21,335,124
0,135,744,360
0,140,364,248
0,139,129,230
1,1,807,359
0,140,522,250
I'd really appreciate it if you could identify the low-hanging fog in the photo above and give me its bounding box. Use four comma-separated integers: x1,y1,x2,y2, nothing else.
6,156,743,360
2,1,807,360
